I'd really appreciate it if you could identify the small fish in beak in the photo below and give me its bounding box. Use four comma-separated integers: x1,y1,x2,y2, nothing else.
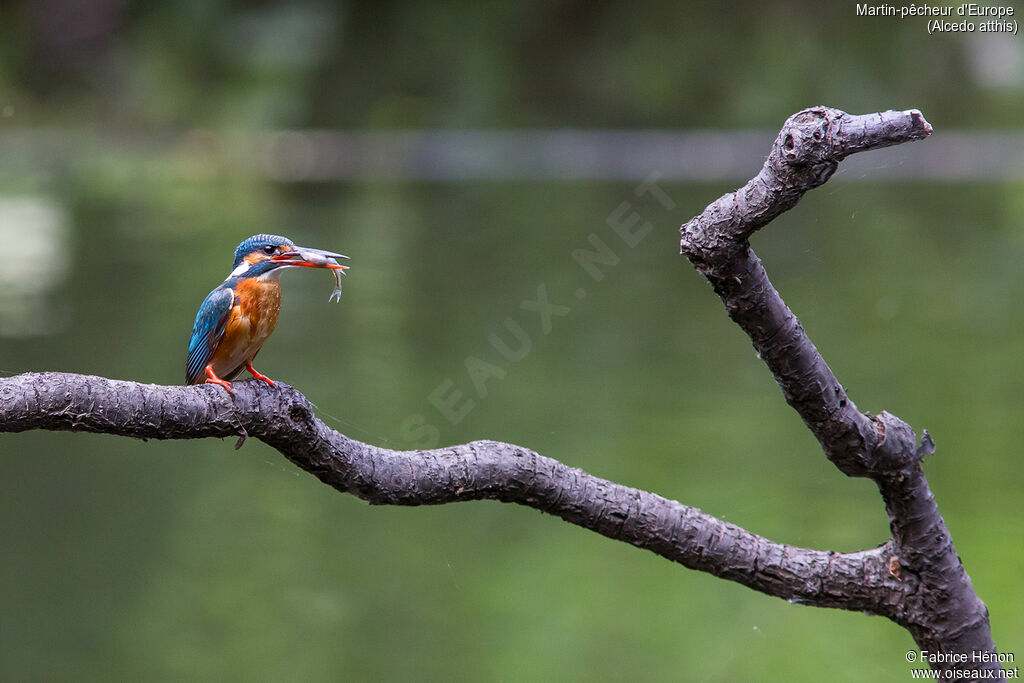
270,245,349,301
294,247,349,302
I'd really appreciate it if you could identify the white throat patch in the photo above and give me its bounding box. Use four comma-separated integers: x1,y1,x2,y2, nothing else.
226,262,288,281
228,262,249,278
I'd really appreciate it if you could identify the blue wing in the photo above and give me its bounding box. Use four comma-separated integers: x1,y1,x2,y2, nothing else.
185,285,236,385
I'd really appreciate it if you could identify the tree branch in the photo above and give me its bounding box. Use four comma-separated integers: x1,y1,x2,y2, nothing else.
1,371,902,613
681,107,932,477
680,106,999,679
0,106,1004,681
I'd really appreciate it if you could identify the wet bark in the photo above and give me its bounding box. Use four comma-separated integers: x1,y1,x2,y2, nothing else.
0,371,904,612
0,107,1002,681
679,106,998,680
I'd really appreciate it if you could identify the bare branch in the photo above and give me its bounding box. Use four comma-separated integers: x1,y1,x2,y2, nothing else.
0,370,904,614
0,106,1004,681
680,106,999,679
681,107,932,476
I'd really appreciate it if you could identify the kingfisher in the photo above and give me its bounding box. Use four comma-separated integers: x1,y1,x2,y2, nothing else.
185,234,348,394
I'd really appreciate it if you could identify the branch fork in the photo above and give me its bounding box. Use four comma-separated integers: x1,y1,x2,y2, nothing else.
0,106,999,681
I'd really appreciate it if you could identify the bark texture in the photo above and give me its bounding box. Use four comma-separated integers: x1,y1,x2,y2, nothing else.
0,371,901,612
0,107,1001,681
680,106,998,680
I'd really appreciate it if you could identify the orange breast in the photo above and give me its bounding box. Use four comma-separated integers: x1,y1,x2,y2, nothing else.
209,278,282,379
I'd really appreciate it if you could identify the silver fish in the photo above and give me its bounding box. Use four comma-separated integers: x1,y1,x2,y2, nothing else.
329,267,344,302
295,247,349,302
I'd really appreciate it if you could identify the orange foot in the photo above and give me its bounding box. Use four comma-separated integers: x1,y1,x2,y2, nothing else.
204,365,233,394
246,361,275,387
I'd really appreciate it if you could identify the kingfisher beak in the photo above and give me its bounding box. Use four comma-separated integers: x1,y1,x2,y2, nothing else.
271,247,350,270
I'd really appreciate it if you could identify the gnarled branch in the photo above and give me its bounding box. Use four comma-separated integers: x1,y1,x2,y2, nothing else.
0,107,1002,681
680,106,998,680
1,371,900,613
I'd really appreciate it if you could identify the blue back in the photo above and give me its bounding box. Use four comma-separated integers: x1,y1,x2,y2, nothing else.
185,284,236,384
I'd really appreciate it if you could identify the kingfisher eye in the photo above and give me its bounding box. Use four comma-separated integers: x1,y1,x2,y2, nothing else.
262,245,275,255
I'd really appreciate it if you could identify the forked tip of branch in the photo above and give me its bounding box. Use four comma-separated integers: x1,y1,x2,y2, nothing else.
777,106,933,167
678,106,932,260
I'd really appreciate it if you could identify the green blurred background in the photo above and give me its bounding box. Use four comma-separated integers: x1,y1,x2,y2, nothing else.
1,2,1022,681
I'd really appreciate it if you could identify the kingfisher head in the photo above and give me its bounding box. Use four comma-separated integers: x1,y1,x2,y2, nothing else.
228,234,348,280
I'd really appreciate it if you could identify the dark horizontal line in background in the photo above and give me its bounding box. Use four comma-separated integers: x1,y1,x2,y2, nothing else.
1,129,1021,182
